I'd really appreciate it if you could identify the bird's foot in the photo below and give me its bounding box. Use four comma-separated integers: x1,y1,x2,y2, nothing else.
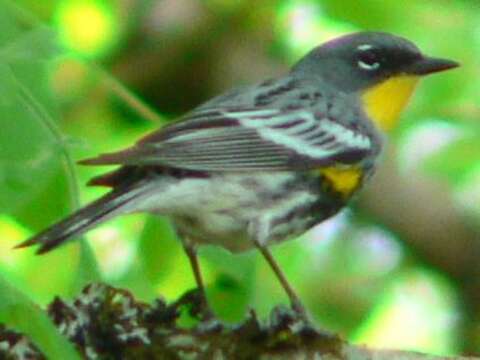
174,288,216,322
270,303,339,341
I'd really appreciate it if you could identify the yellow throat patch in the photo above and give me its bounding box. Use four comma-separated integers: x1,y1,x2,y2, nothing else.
361,75,419,131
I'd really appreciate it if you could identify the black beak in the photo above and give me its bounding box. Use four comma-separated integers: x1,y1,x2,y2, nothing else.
407,56,459,75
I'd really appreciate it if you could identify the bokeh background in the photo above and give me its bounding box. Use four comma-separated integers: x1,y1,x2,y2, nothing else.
1,0,479,356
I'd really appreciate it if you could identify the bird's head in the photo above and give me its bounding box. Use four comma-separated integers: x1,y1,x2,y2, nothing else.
292,32,459,130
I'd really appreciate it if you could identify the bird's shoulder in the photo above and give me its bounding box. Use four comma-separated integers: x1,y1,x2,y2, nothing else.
195,76,328,111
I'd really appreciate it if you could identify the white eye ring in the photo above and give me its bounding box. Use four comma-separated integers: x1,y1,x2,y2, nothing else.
358,60,380,70
356,44,381,71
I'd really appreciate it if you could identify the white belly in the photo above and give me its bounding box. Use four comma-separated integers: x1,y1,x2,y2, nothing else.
134,172,318,252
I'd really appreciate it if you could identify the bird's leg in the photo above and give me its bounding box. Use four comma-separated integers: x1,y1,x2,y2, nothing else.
182,241,215,320
255,242,308,320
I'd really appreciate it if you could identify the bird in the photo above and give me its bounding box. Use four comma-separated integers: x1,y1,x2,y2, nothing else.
16,32,458,319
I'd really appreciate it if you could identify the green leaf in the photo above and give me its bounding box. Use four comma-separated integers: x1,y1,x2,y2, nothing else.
0,275,81,359
137,217,178,286
0,26,61,62
0,1,23,47
201,246,256,322
71,242,102,294
0,1,100,302
111,217,178,302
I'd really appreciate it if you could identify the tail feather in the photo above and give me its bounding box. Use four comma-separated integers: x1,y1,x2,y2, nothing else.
15,184,150,254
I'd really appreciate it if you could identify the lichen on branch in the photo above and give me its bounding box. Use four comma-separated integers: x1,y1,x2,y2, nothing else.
0,284,473,359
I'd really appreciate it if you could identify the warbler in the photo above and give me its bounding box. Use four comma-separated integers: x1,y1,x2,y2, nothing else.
16,32,458,318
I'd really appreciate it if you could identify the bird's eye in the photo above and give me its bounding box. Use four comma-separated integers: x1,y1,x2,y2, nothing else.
357,46,381,71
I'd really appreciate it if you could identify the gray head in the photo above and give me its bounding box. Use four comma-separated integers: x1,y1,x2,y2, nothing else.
292,32,458,93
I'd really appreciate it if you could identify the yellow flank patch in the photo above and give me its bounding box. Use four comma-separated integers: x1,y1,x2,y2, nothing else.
361,75,419,131
319,166,363,197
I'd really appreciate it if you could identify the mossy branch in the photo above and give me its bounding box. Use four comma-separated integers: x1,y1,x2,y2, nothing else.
0,284,474,359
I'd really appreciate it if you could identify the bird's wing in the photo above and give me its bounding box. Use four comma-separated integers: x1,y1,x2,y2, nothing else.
80,106,373,171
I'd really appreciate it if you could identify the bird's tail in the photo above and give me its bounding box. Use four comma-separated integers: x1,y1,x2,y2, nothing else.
15,183,151,254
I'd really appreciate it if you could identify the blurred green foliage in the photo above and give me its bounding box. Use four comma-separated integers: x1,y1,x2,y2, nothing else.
1,0,479,357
